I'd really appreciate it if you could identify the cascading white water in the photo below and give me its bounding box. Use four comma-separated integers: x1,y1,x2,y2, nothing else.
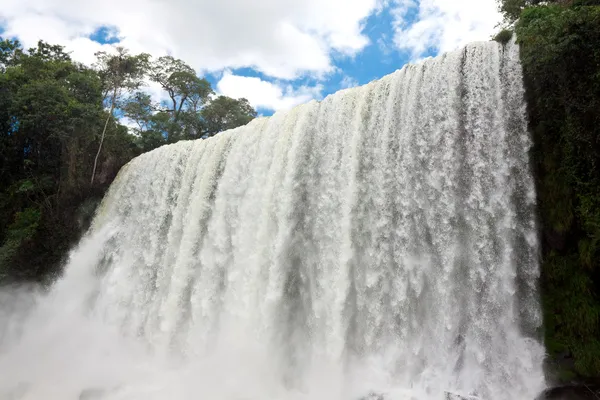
0,39,546,400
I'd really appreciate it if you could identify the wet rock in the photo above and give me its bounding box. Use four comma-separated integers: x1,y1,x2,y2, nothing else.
536,385,600,400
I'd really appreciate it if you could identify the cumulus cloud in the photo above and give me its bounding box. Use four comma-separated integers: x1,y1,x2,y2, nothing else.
0,0,505,111
216,72,323,111
0,0,380,80
391,0,502,59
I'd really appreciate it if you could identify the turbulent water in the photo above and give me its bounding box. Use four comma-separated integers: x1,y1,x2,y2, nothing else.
0,39,546,400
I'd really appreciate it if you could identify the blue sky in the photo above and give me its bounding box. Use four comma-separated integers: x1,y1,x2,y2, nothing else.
0,0,501,117
201,8,414,116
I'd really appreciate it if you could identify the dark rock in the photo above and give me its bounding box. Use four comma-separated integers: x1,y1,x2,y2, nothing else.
536,385,600,400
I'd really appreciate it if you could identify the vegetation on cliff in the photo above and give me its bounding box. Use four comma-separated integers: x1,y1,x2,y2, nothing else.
499,0,600,381
0,40,256,284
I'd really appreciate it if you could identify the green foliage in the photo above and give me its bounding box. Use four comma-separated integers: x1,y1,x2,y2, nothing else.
91,47,151,185
146,56,214,142
0,207,41,279
500,0,529,22
516,3,600,380
0,38,21,71
493,29,514,44
200,96,257,138
94,47,150,101
27,41,72,63
494,0,594,23
124,59,256,149
149,56,213,116
0,39,135,282
0,37,257,284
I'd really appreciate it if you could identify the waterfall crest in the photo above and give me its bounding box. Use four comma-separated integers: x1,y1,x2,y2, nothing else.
0,39,546,400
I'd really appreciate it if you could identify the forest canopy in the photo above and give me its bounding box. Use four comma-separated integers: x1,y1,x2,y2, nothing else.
0,39,256,283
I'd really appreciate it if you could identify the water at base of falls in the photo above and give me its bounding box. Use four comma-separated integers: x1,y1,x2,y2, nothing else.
0,39,546,400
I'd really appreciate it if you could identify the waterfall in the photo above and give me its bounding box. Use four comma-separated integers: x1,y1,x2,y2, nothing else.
0,39,546,400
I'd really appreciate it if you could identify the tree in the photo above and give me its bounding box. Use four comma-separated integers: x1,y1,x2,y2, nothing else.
91,47,149,185
122,92,155,132
497,0,571,22
515,2,600,379
27,40,72,63
0,38,139,282
200,96,257,137
2,42,74,276
122,92,169,152
0,38,21,72
0,38,257,283
148,56,212,141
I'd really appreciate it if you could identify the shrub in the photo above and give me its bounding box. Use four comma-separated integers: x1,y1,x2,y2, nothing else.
493,29,514,45
517,3,600,380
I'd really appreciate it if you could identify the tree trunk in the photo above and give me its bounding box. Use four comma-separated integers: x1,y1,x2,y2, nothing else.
91,88,117,185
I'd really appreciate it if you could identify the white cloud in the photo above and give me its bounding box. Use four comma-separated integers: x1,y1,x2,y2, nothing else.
377,33,393,56
0,0,380,80
1,0,505,111
120,116,141,133
216,71,323,111
135,80,173,110
340,75,359,89
391,0,502,59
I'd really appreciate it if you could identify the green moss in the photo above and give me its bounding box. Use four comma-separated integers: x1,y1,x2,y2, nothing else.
517,4,600,380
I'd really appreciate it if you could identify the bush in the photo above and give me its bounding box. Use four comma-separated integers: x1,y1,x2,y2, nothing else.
517,4,600,380
493,29,514,44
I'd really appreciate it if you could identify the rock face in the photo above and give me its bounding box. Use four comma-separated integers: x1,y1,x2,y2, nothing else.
536,385,600,400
